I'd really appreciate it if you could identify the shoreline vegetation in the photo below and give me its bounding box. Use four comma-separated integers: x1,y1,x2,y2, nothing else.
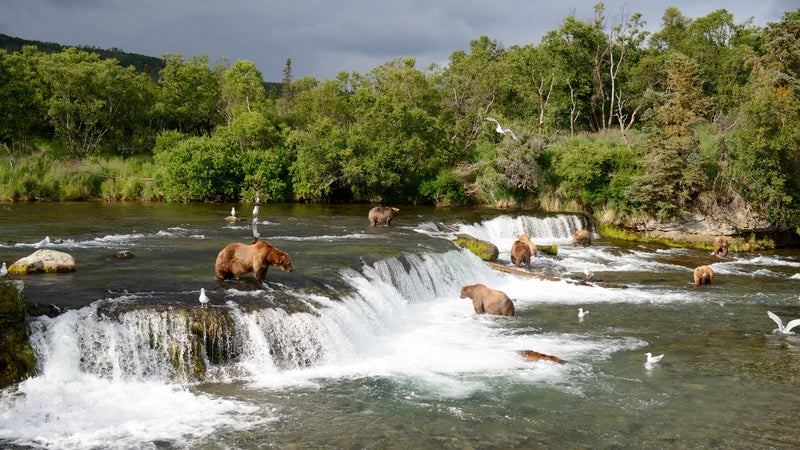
2,6,799,250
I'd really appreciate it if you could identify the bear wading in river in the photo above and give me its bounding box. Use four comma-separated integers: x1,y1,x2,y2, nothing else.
459,283,515,316
368,206,399,227
215,240,293,284
693,265,714,286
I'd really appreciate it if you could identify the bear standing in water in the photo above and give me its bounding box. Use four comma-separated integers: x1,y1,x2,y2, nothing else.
459,284,515,316
368,206,399,227
215,240,293,284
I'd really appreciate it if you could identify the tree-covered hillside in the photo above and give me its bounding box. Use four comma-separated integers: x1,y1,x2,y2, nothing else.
1,6,799,232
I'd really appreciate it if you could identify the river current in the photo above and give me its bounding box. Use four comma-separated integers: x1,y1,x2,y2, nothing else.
1,202,799,449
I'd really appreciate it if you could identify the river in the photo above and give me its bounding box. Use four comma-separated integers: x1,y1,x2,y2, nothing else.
1,202,799,449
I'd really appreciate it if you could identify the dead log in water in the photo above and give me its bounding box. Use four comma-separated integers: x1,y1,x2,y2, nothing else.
485,262,627,288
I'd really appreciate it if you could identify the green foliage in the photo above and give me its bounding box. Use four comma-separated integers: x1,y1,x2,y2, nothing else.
546,136,636,212
419,170,468,206
628,53,710,217
154,135,241,202
239,147,291,202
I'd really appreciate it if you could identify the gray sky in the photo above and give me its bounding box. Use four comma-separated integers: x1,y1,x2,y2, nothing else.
1,0,795,82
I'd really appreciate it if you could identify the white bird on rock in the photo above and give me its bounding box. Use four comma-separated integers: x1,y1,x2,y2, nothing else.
645,352,663,365
767,310,800,335
199,288,210,309
485,117,518,141
0,262,7,276
578,308,589,320
35,236,50,248
226,207,237,221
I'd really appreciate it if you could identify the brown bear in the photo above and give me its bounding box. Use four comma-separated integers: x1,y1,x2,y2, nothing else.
517,234,538,257
510,240,531,268
215,240,293,284
713,236,730,256
517,350,566,364
572,229,592,247
693,265,714,286
459,283,515,316
368,206,399,227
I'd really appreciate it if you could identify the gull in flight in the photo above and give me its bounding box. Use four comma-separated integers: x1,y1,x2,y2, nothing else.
767,310,800,335
35,236,50,248
578,308,589,320
485,117,518,141
199,288,210,309
645,352,663,365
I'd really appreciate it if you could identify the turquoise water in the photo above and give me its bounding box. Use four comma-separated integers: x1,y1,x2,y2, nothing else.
1,202,799,449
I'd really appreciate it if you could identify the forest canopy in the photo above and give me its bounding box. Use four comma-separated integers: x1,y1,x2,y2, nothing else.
1,6,799,230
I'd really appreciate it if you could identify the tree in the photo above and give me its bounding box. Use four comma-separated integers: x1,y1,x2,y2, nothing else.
157,53,221,134
0,46,50,154
728,9,800,225
218,59,267,126
628,53,710,217
42,48,155,157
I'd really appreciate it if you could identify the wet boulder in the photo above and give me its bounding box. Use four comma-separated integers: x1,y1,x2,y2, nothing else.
0,280,36,387
454,233,499,261
8,249,76,274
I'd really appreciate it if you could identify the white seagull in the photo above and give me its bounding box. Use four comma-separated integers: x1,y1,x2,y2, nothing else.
199,288,210,309
767,310,800,335
35,236,50,248
485,117,518,141
645,352,664,365
0,262,7,276
252,217,260,240
578,308,589,320
226,207,237,221
252,204,259,217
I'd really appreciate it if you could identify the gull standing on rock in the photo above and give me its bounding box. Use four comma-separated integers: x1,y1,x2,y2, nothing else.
35,236,50,248
0,262,7,276
485,117,518,141
199,288,210,309
226,207,237,221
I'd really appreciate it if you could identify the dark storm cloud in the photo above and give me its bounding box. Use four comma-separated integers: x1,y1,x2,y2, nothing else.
0,0,793,82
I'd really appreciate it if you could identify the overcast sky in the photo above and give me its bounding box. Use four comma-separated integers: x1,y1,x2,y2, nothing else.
1,0,795,82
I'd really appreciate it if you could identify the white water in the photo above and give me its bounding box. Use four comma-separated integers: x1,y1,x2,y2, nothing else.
2,212,798,448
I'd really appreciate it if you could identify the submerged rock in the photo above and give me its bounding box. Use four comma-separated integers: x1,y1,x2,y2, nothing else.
9,249,76,274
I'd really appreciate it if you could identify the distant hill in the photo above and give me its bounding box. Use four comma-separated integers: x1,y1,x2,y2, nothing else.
0,33,166,79
0,33,282,93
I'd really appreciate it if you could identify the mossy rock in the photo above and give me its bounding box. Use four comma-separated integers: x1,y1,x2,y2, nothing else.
536,244,558,256
0,280,36,388
454,233,499,261
9,249,76,274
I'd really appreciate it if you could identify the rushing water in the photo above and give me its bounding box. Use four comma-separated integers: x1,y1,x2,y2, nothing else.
1,202,799,449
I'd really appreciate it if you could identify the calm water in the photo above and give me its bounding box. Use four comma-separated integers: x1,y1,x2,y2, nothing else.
1,202,799,449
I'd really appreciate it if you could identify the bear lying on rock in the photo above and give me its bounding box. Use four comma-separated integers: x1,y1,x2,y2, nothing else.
215,240,293,284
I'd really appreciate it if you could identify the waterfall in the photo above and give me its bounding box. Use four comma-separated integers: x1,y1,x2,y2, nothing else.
26,248,492,384
455,214,589,245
